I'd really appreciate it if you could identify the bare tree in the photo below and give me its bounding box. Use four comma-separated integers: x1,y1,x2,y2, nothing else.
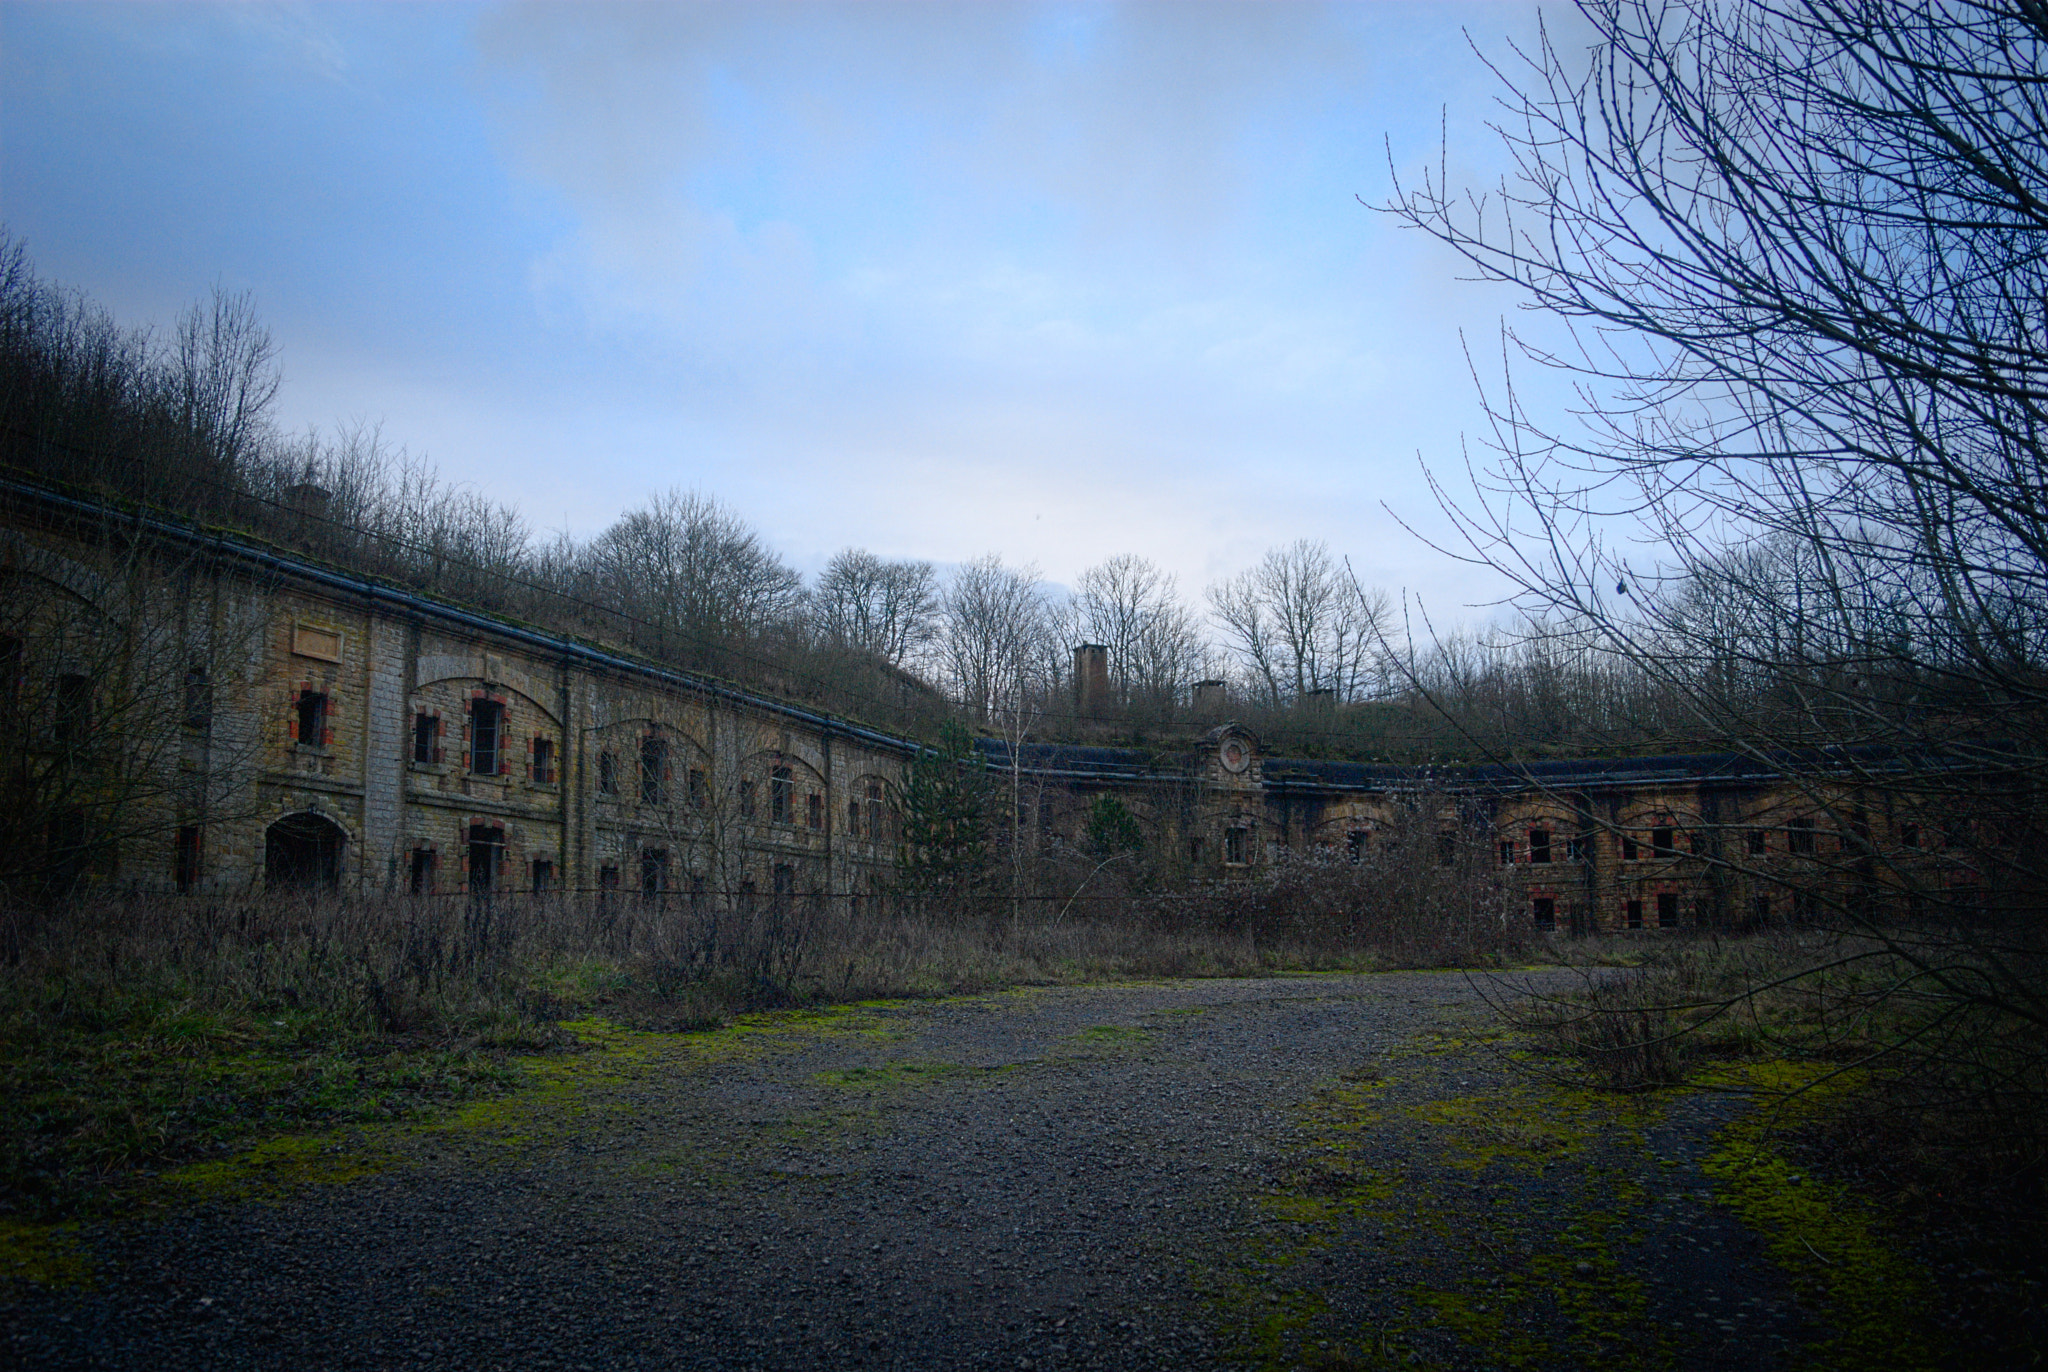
940,555,1051,726
1208,540,1391,706
1389,0,2048,1174
812,548,941,669
1070,554,1207,715
579,489,803,667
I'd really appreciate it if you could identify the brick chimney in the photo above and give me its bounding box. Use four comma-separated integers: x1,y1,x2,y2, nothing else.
1073,643,1109,717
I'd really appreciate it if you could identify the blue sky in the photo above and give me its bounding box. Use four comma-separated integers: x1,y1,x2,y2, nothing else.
1,1,1580,617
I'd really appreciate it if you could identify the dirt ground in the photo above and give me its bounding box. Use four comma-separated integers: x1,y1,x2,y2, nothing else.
4,970,1951,1369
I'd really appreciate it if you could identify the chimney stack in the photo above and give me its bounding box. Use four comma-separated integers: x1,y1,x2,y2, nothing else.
1073,644,1109,717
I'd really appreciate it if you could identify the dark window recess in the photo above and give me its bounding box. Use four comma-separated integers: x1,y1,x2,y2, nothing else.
1621,834,1640,861
467,825,503,895
771,766,794,823
1567,833,1590,862
807,793,824,830
413,712,439,764
531,859,554,896
1689,829,1706,856
531,737,555,785
183,665,212,730
1529,830,1552,864
1752,894,1773,924
1626,899,1644,930
1437,833,1458,867
1652,826,1677,857
598,751,618,795
469,699,504,774
0,635,22,716
410,848,436,894
1747,828,1768,856
688,873,706,912
597,865,619,907
689,768,708,810
1787,817,1816,854
295,690,328,749
174,825,202,893
1189,836,1205,865
1532,897,1556,930
848,797,863,838
1347,830,1368,863
1657,893,1678,927
740,780,756,819
640,735,667,804
1899,821,1921,848
738,879,757,914
1500,840,1516,867
1224,827,1248,864
866,780,885,838
772,863,796,908
641,848,668,901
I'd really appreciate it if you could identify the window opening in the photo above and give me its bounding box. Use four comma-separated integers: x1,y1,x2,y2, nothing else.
1625,898,1644,930
770,766,793,823
772,863,796,910
1225,826,1249,865
413,712,439,764
848,797,863,838
295,690,329,749
807,792,823,830
174,825,202,894
1621,834,1640,861
1566,832,1589,862
640,735,667,805
1652,825,1676,856
1787,817,1816,854
598,751,618,795
1532,897,1555,930
641,848,668,902
0,635,21,716
531,737,556,785
1347,830,1368,863
1499,840,1516,866
183,665,212,730
531,859,554,896
1529,829,1552,864
409,848,436,894
467,825,503,895
1899,821,1921,848
469,699,503,774
688,768,707,811
1657,892,1678,927
54,673,92,746
740,780,756,819
1747,827,1768,856
866,780,884,839
1753,894,1773,925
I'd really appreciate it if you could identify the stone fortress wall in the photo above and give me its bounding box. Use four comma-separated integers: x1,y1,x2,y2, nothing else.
5,483,1965,933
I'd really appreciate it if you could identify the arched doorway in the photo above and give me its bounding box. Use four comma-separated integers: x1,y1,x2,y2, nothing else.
265,812,345,889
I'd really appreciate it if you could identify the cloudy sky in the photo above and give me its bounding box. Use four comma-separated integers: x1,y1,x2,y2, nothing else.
2,1,1581,618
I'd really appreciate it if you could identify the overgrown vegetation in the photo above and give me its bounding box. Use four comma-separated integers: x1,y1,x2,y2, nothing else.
0,873,1532,1226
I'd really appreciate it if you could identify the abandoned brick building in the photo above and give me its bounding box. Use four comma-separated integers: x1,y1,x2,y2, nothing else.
2,481,1974,933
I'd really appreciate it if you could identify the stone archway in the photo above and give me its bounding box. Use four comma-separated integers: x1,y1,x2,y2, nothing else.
265,812,346,889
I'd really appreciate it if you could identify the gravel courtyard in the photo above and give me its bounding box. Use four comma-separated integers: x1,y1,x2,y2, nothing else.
6,970,1904,1370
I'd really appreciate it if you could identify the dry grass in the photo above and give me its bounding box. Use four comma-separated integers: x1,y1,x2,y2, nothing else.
0,884,1529,1220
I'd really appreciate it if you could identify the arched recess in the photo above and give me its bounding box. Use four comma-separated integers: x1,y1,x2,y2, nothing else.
265,811,347,888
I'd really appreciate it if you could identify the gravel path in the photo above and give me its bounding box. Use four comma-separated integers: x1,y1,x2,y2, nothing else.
7,971,1837,1370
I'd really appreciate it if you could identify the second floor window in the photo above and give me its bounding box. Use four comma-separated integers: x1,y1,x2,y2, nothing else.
598,750,618,795
1529,829,1552,863
294,690,328,749
413,712,439,764
770,765,794,823
640,735,667,804
469,699,503,774
807,792,823,830
531,736,555,785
